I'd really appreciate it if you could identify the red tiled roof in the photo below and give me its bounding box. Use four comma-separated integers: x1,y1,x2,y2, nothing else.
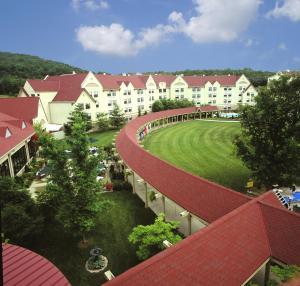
116,107,250,222
152,74,176,88
27,79,59,92
3,243,70,286
0,97,39,122
183,75,240,87
199,105,219,112
0,112,35,158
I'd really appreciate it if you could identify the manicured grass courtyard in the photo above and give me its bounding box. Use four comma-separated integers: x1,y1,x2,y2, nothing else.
88,130,118,148
143,120,251,192
26,191,155,286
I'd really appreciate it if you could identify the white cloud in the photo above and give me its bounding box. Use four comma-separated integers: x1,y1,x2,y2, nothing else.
245,39,253,47
76,23,173,56
72,0,109,11
169,0,261,43
278,42,287,50
76,0,261,56
267,0,300,21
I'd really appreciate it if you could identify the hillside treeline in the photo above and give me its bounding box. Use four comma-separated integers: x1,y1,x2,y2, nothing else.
0,52,85,96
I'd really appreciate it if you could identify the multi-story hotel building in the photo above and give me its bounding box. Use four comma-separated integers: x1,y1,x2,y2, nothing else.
19,72,257,125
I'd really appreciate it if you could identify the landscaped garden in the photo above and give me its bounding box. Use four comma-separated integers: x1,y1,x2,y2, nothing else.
26,190,155,286
143,120,251,192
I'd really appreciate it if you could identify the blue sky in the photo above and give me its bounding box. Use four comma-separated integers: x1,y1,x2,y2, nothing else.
0,0,300,73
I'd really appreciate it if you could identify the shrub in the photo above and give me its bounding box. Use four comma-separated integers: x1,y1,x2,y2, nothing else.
271,265,300,282
149,191,156,202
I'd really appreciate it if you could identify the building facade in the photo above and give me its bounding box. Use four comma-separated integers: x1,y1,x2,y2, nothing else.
19,72,257,125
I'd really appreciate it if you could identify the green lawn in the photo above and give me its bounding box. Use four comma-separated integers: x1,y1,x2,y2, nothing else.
143,120,251,192
88,130,118,148
26,191,155,286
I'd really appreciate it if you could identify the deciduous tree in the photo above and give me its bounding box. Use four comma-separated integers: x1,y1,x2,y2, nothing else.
234,76,300,187
128,213,182,260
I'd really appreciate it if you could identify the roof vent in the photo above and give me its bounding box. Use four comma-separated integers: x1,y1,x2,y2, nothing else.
72,71,76,74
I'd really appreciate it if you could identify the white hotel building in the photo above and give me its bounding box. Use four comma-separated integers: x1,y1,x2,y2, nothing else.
19,72,257,125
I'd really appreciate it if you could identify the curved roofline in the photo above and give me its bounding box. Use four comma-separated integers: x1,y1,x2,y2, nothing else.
116,107,250,223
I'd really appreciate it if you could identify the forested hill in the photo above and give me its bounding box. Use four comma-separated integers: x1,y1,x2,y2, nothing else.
152,68,275,87
0,52,86,96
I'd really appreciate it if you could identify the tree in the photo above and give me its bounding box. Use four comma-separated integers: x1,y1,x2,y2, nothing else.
234,76,300,187
271,265,299,283
36,113,111,242
128,213,182,260
64,104,92,136
0,177,43,244
152,100,164,112
96,112,109,132
109,104,126,129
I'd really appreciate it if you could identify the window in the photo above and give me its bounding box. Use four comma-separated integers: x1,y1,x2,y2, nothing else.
213,94,216,98
159,95,162,99
224,94,227,97
94,91,98,98
213,87,217,91
208,101,212,104
197,88,201,92
228,94,232,97
208,87,212,91
212,100,216,104
224,88,227,91
239,86,243,90
85,103,90,109
180,94,184,99
137,90,143,95
197,94,201,98
96,101,99,108
163,89,166,93
180,88,184,92
175,89,179,93
228,100,231,103
192,95,196,98
192,88,196,92
159,89,162,93
21,121,26,129
197,102,201,105
209,94,212,98
247,93,250,96
224,99,227,103
31,94,35,97
108,101,112,107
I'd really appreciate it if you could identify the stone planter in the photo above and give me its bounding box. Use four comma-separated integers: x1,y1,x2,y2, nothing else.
85,255,108,273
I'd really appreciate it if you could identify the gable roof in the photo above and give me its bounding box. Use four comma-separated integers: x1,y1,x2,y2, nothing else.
183,75,240,87
0,97,39,122
152,74,176,87
0,112,35,158
111,108,300,286
27,79,59,92
3,243,70,286
96,74,147,90
45,73,88,102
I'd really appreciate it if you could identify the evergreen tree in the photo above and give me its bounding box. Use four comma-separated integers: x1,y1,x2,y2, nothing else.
36,114,111,242
109,104,126,129
234,76,300,187
96,112,109,131
64,104,92,136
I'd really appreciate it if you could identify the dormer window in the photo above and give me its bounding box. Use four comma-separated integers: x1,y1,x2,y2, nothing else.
5,128,12,138
22,121,27,129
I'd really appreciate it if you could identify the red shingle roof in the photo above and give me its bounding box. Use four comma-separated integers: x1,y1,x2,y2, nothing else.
111,109,300,286
116,107,250,223
45,73,88,102
96,74,146,90
0,112,35,158
0,97,39,122
27,79,59,92
152,74,176,87
184,75,240,87
3,243,70,286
